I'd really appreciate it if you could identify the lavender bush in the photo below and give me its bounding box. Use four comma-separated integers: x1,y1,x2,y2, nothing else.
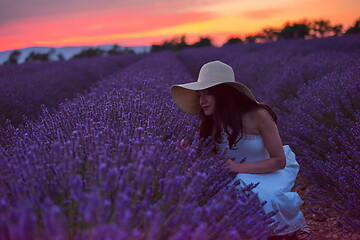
281,63,360,231
0,54,144,126
0,52,275,239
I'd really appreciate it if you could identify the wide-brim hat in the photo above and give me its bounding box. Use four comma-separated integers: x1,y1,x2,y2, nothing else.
171,60,257,115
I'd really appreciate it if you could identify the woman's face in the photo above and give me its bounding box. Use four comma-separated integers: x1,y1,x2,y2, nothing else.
198,89,216,116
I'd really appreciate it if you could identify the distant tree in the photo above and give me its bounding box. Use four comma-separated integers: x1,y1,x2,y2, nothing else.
24,49,55,63
245,35,257,43
151,41,172,52
151,35,189,52
122,47,135,54
108,44,121,55
292,23,309,38
245,34,264,43
172,35,188,51
279,25,294,39
150,44,159,52
345,18,360,34
223,37,243,46
72,47,105,59
311,19,333,37
25,52,46,63
279,23,310,39
191,37,213,48
224,17,356,46
107,45,135,55
261,27,281,41
57,53,65,61
332,24,343,36
3,50,21,65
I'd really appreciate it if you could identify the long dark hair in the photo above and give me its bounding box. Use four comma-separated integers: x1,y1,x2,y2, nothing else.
199,84,277,149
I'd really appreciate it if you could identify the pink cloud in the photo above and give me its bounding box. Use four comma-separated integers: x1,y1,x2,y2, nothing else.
0,10,214,36
0,0,219,25
0,7,215,51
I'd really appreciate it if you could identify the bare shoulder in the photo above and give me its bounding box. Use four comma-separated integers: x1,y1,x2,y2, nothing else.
241,108,275,134
245,108,274,124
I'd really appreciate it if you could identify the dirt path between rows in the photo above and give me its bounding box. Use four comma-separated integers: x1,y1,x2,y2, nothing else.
293,173,359,240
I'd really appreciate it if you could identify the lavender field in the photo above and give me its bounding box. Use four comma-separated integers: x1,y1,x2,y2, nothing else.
0,53,145,126
0,35,359,239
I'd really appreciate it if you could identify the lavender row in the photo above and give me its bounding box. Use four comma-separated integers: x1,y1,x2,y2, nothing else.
281,64,360,231
0,54,144,126
0,52,275,239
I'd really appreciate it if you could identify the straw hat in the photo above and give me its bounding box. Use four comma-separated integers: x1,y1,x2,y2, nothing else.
171,60,257,115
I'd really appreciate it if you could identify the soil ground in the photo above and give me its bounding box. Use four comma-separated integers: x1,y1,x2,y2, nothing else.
293,173,359,240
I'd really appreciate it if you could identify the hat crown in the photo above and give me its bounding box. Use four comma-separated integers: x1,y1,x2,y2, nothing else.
170,60,258,115
198,60,235,84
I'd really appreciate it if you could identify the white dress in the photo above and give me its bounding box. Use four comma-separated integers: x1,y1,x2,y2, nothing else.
217,132,307,235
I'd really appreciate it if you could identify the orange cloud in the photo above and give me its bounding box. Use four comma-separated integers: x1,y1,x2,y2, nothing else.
242,9,284,19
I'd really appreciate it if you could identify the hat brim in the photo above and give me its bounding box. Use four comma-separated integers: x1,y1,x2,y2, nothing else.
171,81,257,115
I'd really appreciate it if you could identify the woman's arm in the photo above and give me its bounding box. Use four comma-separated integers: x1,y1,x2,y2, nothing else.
223,109,286,174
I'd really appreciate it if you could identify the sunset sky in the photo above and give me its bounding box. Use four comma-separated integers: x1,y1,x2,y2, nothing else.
0,0,359,51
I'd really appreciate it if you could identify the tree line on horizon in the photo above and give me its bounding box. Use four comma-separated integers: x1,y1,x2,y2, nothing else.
151,17,360,52
2,17,359,65
2,44,135,65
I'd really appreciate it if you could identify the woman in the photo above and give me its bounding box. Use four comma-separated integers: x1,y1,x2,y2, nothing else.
171,60,312,239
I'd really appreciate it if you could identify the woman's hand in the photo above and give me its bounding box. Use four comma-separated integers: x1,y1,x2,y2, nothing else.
222,159,243,173
175,139,188,151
